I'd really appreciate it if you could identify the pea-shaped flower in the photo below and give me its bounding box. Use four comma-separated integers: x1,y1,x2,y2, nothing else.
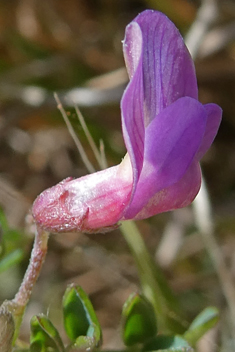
32,10,222,233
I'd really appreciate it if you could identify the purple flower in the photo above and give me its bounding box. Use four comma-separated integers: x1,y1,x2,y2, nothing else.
32,10,222,233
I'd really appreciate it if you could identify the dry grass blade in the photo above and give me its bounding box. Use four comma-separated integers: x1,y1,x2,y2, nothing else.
74,105,106,170
193,180,235,334
54,93,95,174
99,139,108,170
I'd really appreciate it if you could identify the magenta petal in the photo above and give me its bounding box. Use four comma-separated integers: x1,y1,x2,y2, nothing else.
121,68,145,187
196,103,222,160
121,23,145,192
123,21,143,80
123,10,198,125
121,9,199,195
131,161,201,220
32,9,222,234
123,97,207,219
32,160,133,233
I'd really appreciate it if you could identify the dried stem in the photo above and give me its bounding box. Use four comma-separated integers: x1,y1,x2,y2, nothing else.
185,0,218,58
193,180,235,332
185,0,235,334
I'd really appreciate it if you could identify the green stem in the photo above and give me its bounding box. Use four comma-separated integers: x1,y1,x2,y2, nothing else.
120,220,184,333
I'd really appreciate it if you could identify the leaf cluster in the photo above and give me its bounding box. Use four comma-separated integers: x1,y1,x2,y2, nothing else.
12,285,218,352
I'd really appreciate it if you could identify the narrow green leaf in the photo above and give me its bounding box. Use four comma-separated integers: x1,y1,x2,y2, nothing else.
122,292,157,346
63,284,102,348
184,306,219,346
0,249,24,273
30,314,65,352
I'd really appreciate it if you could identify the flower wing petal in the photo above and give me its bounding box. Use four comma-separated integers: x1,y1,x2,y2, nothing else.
124,96,207,219
196,103,222,160
132,161,201,220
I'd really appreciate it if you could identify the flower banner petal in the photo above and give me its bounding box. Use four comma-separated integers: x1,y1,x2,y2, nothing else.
121,21,145,193
123,10,198,126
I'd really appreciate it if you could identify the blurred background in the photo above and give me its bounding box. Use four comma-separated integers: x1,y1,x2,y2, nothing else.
0,0,234,350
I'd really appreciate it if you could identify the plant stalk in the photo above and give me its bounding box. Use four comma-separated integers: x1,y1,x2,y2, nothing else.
7,226,50,342
120,220,183,333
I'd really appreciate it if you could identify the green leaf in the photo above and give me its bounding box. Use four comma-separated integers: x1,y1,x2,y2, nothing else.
184,306,219,346
122,292,157,346
143,335,193,351
30,314,65,352
73,329,98,350
62,284,102,348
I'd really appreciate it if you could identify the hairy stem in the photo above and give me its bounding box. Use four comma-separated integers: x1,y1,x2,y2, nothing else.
7,226,49,342
13,227,49,307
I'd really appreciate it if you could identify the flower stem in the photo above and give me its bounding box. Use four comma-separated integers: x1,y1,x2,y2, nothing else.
13,227,49,307
120,220,184,333
10,226,49,341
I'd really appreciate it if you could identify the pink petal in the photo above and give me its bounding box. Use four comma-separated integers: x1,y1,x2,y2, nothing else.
32,157,133,233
